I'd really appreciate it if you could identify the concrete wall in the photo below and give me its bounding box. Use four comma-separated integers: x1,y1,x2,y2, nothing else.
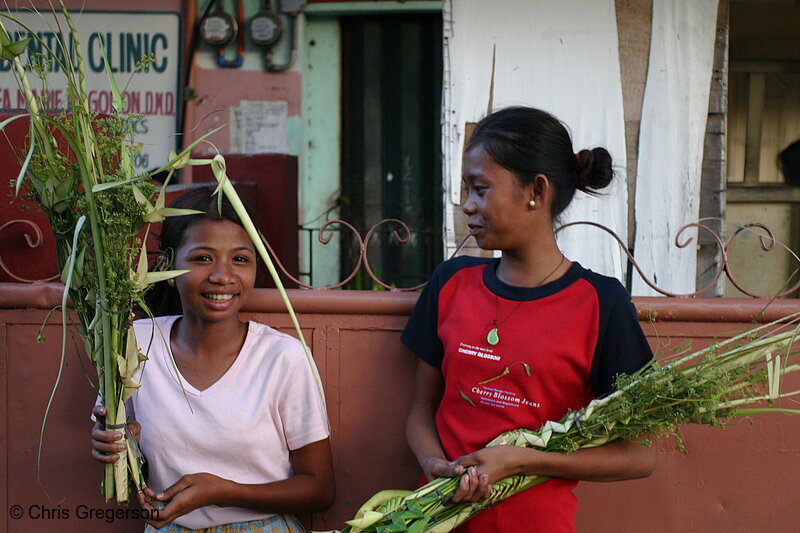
2,283,799,532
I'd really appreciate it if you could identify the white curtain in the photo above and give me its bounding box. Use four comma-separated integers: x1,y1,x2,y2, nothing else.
443,0,628,279
632,0,719,296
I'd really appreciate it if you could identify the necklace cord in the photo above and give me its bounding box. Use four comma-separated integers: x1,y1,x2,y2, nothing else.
487,254,566,346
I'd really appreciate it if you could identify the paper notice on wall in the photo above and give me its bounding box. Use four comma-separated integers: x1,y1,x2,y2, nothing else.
229,100,289,154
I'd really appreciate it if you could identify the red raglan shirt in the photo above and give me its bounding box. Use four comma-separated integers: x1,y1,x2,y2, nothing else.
402,257,653,533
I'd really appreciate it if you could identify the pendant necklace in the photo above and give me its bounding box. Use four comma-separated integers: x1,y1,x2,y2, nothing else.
486,254,566,346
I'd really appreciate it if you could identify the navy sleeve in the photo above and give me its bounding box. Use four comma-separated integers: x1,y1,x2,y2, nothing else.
587,276,654,397
401,263,448,368
401,256,490,369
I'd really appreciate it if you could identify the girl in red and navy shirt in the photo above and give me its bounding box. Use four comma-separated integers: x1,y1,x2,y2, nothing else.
403,106,656,533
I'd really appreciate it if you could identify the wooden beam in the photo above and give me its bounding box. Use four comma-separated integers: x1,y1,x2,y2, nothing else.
727,184,800,203
731,60,800,73
744,72,766,184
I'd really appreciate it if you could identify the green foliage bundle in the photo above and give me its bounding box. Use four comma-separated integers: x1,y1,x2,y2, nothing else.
1,3,191,503
323,315,800,533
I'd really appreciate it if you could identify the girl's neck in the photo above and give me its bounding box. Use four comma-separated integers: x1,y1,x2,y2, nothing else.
172,315,248,360
496,238,567,288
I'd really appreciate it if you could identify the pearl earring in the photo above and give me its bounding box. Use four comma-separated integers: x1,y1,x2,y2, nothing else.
167,278,175,287
528,199,536,209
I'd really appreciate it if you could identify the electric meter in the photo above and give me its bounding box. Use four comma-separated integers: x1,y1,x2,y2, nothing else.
249,10,283,48
200,6,238,47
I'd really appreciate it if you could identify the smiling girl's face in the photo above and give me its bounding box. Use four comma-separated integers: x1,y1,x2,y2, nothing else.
172,218,257,325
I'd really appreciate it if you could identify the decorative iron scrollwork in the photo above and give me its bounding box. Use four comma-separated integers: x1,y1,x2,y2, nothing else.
0,219,59,283
3,215,798,297
266,218,426,292
556,221,799,298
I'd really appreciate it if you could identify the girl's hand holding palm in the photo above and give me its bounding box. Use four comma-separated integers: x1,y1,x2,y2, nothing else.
139,472,231,528
90,405,141,464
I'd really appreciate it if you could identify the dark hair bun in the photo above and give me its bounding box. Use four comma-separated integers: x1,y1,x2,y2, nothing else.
575,147,614,192
467,106,617,219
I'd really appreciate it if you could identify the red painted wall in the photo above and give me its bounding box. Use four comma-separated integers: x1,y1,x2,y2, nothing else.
2,286,799,533
192,154,301,284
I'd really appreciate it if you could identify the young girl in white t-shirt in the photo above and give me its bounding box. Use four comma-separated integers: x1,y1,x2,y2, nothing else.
92,187,333,533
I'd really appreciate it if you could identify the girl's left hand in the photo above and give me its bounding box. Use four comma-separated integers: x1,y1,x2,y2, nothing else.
453,439,658,501
451,446,528,503
139,473,231,528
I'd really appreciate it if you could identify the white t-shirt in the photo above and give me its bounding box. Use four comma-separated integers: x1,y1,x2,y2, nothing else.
131,316,329,529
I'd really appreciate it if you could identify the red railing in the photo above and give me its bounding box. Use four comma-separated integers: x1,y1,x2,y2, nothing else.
3,216,798,297
556,221,800,298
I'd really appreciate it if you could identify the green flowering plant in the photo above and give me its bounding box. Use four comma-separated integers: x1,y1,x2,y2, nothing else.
321,315,800,533
1,3,194,502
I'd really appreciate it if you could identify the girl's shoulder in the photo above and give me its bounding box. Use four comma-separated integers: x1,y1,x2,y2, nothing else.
133,315,177,327
246,320,300,342
131,315,178,344
436,254,494,273
244,321,308,364
574,264,633,305
428,255,495,288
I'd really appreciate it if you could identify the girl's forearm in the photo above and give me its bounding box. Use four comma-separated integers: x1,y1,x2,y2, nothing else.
218,437,335,514
406,358,450,475
511,438,657,482
406,399,448,471
215,473,335,514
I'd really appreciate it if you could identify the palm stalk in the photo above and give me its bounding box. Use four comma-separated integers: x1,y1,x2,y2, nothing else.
2,4,190,503
210,157,327,412
320,314,800,533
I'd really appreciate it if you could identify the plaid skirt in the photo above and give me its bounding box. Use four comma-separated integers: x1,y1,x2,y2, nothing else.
144,514,305,533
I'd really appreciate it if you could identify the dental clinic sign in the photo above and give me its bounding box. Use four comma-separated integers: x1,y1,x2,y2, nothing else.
0,11,180,172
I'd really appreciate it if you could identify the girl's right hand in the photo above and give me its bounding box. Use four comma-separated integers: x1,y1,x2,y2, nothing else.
422,456,464,481
422,456,492,504
450,465,492,503
90,405,141,463
137,472,229,528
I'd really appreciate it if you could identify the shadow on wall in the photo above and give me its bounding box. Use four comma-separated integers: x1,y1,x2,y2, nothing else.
779,139,800,185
